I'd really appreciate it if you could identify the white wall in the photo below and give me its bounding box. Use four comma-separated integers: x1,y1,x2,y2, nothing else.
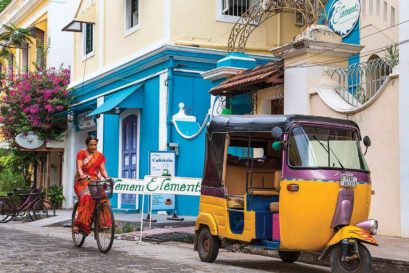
399,0,409,237
47,0,80,68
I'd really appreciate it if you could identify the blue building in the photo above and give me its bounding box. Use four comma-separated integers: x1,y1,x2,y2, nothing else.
63,45,273,216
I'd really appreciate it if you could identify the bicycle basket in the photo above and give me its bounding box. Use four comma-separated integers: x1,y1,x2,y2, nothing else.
88,181,113,200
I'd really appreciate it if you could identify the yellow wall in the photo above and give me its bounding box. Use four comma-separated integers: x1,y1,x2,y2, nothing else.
310,76,401,236
0,0,49,73
73,0,164,81
170,0,301,53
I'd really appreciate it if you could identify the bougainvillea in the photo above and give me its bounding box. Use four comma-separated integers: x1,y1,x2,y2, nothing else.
0,67,71,144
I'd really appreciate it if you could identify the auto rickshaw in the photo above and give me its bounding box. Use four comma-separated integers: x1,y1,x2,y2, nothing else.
194,115,377,273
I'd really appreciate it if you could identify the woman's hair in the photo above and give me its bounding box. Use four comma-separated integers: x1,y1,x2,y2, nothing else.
85,135,99,145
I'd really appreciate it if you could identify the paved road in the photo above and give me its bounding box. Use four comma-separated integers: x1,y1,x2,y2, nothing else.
0,226,330,273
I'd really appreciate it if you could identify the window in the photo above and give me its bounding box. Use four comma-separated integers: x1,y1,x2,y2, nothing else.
376,0,380,16
362,0,366,17
391,7,395,26
83,23,94,56
383,1,388,21
21,42,29,72
126,0,139,30
222,0,251,17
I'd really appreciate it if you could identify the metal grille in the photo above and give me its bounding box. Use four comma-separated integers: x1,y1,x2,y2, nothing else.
222,0,252,17
331,58,396,107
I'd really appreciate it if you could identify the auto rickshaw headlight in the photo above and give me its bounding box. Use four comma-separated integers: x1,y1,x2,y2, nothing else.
369,220,378,235
356,219,378,235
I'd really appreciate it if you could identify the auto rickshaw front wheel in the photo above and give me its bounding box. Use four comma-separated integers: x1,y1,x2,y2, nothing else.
197,227,220,263
330,242,372,273
278,251,301,263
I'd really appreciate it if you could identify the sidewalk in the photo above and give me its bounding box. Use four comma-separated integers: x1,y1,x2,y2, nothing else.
11,209,409,272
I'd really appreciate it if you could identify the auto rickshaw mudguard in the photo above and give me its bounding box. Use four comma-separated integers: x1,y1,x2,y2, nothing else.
194,213,218,251
195,213,218,235
318,226,378,260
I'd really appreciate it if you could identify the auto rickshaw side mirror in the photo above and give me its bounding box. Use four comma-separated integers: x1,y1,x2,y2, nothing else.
271,127,283,139
363,136,371,155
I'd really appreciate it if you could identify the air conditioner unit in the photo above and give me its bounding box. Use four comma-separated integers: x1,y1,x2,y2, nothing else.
294,11,305,26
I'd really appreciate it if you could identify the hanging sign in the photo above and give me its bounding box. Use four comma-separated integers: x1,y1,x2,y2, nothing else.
15,131,45,149
77,110,96,131
328,0,360,38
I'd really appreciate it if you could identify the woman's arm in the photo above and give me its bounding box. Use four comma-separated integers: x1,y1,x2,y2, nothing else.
76,159,87,179
99,162,109,179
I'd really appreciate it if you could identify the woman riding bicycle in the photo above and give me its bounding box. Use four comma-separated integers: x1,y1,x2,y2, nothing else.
72,135,111,235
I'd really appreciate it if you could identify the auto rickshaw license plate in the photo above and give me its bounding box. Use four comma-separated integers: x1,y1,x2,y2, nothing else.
340,176,358,187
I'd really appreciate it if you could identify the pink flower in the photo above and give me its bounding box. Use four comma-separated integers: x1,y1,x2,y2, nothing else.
55,105,64,111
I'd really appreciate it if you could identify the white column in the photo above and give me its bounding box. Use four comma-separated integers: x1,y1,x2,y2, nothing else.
159,72,168,150
399,0,409,238
97,96,104,152
62,121,76,209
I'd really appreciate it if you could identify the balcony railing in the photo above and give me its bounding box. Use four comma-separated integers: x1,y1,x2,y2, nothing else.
331,57,397,107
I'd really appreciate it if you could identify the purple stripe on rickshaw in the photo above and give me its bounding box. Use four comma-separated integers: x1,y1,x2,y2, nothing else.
283,167,371,184
201,186,226,198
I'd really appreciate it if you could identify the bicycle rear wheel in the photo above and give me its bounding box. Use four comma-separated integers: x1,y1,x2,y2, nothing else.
0,198,15,223
95,202,115,253
72,202,86,247
32,200,49,220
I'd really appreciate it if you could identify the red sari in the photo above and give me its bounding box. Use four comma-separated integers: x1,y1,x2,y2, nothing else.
74,150,111,235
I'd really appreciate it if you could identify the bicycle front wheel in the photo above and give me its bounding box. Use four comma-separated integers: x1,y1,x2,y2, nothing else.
72,202,86,247
95,202,115,253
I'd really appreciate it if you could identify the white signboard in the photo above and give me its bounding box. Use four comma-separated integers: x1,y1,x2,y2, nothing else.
113,176,201,196
77,111,96,131
149,151,175,176
328,0,360,38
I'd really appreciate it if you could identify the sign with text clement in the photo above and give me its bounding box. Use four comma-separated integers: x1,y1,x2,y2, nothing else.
113,176,201,196
328,0,360,38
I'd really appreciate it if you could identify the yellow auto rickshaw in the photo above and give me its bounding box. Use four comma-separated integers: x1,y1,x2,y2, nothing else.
195,115,377,273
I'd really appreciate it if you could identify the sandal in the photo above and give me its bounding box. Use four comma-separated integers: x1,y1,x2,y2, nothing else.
72,226,80,234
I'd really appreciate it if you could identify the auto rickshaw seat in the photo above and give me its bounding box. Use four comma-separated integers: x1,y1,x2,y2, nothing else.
227,195,244,209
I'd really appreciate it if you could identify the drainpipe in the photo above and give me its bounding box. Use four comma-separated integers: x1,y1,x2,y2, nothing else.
166,57,175,148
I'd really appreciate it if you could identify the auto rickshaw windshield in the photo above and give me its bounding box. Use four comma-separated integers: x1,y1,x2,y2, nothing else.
288,125,369,172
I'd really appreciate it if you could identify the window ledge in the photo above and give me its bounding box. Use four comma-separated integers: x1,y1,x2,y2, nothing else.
82,51,95,62
124,24,141,38
216,13,242,23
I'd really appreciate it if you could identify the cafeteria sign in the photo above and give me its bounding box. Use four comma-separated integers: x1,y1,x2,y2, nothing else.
113,176,201,196
328,0,360,38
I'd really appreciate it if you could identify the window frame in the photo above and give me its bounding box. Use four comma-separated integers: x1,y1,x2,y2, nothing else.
82,23,95,60
286,125,369,173
124,0,141,37
215,0,255,24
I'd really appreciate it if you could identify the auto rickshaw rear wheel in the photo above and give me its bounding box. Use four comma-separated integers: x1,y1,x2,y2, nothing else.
330,243,372,273
278,251,301,263
197,226,220,263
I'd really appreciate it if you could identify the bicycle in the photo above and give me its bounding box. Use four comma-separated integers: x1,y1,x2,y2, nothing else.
0,188,48,223
71,179,115,253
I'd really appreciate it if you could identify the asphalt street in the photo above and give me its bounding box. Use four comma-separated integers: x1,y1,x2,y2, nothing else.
0,226,331,273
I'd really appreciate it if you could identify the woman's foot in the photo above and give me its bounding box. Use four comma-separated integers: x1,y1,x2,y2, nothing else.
72,226,80,234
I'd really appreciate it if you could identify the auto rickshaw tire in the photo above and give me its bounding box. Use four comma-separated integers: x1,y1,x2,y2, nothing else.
197,226,220,263
278,251,301,263
330,243,372,273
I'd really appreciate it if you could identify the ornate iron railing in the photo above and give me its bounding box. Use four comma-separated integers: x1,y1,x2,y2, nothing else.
228,0,327,52
330,58,397,107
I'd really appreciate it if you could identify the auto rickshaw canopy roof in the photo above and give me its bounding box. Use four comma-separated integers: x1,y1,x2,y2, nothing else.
208,115,360,134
